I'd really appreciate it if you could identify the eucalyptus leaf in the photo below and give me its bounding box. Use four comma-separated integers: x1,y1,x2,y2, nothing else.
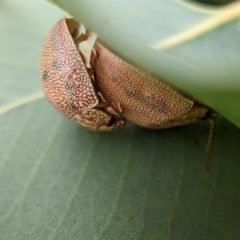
52,0,240,128
0,0,240,240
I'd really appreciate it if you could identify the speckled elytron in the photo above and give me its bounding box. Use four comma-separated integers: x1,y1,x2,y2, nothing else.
94,43,216,129
40,18,125,131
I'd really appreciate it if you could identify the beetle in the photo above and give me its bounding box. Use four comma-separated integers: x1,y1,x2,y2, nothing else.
40,18,125,131
94,42,216,129
41,18,216,130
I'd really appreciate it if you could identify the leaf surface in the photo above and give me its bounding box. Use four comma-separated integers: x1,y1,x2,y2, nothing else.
0,0,240,239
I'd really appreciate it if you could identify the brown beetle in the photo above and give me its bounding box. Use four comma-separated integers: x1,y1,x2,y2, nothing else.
40,18,125,131
94,42,216,129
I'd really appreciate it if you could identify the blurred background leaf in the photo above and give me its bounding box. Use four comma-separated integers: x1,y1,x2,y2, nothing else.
0,0,240,239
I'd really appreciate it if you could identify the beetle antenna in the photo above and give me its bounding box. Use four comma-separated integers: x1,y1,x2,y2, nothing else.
206,119,214,171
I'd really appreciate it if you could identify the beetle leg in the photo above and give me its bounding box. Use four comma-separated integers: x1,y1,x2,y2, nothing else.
111,102,124,113
75,33,88,45
94,89,124,114
205,119,214,171
96,102,110,108
95,101,124,114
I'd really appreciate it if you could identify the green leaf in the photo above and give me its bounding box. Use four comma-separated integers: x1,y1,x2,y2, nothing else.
0,0,240,239
52,0,240,128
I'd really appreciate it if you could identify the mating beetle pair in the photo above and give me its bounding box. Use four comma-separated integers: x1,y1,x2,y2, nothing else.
40,18,216,131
